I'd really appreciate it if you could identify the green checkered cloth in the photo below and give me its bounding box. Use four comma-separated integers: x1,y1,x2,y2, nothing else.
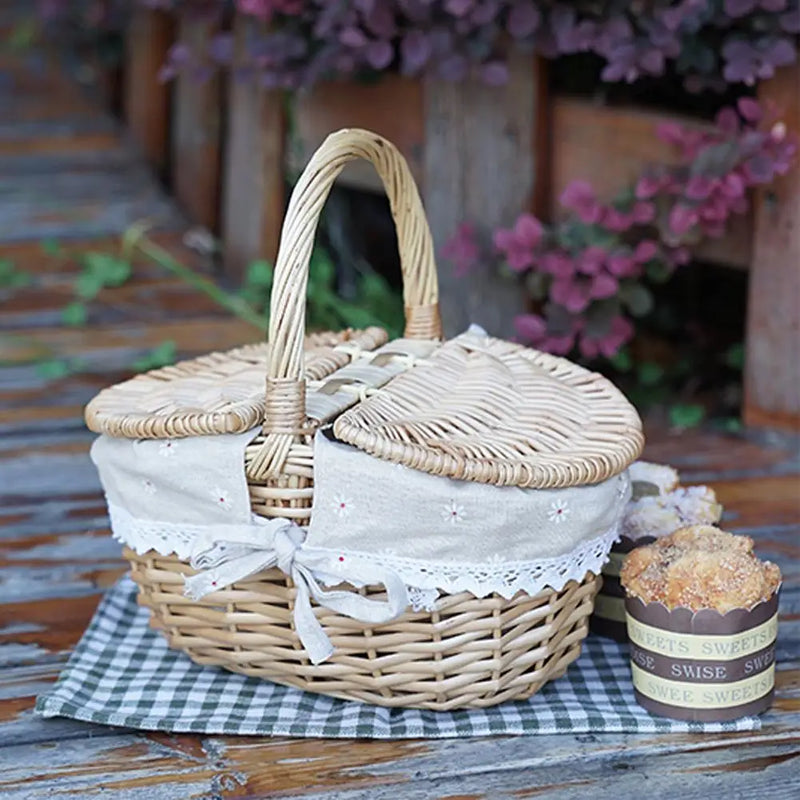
36,578,761,738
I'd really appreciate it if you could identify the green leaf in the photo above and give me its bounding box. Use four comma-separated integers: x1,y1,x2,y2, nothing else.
0,258,31,288
637,361,665,387
645,260,674,284
61,301,88,327
132,340,177,373
525,270,550,301
7,19,37,50
309,249,335,286
619,282,654,317
725,342,745,370
82,252,131,286
720,416,743,434
40,238,64,257
690,140,740,178
609,348,633,372
36,358,73,380
669,403,706,429
75,271,104,300
244,259,273,290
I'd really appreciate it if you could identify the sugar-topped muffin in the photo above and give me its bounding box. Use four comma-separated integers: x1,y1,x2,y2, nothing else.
620,525,781,613
623,460,722,540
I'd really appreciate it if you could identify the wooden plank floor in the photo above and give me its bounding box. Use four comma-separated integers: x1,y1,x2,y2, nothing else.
1,28,800,800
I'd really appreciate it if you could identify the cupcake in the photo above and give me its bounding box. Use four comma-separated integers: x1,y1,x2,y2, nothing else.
621,526,781,722
591,460,723,641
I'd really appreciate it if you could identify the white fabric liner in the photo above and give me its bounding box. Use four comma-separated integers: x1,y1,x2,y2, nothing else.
93,429,630,600
91,405,630,662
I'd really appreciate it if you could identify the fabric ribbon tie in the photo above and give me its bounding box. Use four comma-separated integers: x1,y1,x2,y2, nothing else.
184,517,408,665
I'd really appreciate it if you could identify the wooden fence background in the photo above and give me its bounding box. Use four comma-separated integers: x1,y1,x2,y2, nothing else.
118,7,800,430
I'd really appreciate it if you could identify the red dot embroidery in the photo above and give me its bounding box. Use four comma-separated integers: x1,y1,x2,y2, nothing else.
338,556,345,562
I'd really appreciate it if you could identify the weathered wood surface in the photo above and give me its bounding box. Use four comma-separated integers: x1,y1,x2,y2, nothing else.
221,13,286,282
123,6,175,177
1,28,800,800
290,75,425,191
172,15,223,233
745,65,800,432
423,52,545,338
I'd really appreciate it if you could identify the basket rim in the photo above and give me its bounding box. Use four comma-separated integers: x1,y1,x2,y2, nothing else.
334,331,644,489
84,327,388,439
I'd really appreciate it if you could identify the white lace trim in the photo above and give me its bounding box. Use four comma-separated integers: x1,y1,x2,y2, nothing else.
108,502,212,561
109,500,618,604
309,524,619,602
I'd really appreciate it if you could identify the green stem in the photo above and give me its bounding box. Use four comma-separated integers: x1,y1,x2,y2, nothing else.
126,230,269,333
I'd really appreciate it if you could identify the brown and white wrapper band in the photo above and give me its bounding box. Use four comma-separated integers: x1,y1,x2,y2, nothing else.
591,536,655,642
625,591,779,722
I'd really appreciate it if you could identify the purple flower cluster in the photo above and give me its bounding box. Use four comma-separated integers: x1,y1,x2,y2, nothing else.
34,1,799,91
446,99,797,361
135,0,800,90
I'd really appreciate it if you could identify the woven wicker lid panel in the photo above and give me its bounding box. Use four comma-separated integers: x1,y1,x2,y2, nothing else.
85,327,387,439
333,329,644,490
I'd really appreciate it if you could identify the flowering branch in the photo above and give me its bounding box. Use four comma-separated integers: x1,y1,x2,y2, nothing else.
444,98,797,360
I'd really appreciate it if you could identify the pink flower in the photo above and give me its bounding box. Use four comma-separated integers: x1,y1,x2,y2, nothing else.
590,272,618,299
603,209,634,232
580,316,634,359
443,222,481,277
551,277,591,313
685,175,715,200
236,0,304,20
577,246,607,275
540,251,574,278
493,214,545,273
668,204,699,236
737,97,763,123
656,121,687,147
514,313,547,343
513,214,545,248
633,240,658,263
720,173,746,198
631,201,656,224
560,180,603,224
636,174,662,199
540,334,576,355
607,252,638,277
715,107,740,135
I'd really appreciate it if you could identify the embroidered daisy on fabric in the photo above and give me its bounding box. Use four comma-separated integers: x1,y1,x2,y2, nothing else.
548,499,570,523
210,487,233,512
442,501,466,525
332,495,353,518
142,478,157,495
158,440,177,458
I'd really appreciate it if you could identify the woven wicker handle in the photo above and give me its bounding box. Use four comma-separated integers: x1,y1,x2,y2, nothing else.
264,128,441,435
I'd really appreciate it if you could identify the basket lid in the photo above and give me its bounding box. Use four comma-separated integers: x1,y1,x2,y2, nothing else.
333,327,644,489
85,327,387,439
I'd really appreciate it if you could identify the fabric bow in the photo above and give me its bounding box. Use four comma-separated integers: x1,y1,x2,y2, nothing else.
184,517,408,664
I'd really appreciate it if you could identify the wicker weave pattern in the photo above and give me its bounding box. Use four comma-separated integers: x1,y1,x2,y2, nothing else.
127,547,601,711
85,328,387,439
335,334,644,489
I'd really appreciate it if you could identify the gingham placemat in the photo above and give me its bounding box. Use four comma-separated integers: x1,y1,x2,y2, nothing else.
35,577,761,737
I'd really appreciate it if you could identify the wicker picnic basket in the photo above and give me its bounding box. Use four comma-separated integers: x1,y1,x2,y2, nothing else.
86,128,644,710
